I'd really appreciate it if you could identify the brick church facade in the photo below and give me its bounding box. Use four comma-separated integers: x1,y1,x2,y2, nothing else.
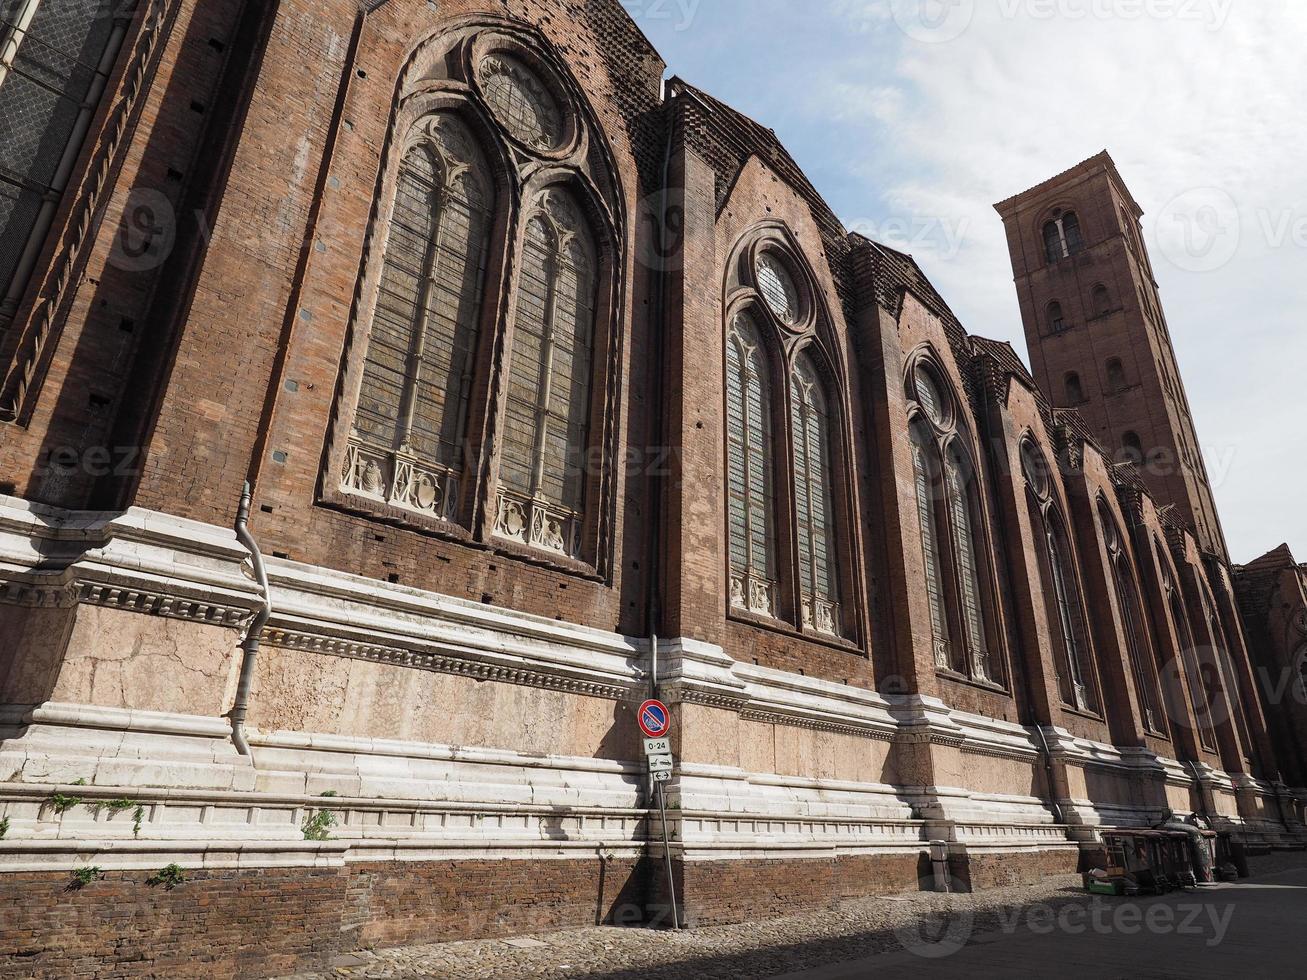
0,0,1303,974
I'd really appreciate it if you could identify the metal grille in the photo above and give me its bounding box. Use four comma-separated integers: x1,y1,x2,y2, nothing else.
726,312,776,615
0,0,121,293
791,354,839,635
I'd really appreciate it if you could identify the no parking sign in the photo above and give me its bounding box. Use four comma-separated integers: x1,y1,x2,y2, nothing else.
637,698,671,739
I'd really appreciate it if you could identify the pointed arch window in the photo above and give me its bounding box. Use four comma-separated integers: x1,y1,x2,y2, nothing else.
495,189,597,559
946,447,991,680
908,361,1000,683
911,424,951,669
1160,550,1217,752
726,312,777,617
791,353,841,636
0,0,132,332
345,114,494,521
1098,501,1164,734
1023,440,1095,711
1107,357,1127,391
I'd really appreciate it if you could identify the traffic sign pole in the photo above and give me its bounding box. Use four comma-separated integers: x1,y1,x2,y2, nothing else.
636,698,679,929
656,777,678,930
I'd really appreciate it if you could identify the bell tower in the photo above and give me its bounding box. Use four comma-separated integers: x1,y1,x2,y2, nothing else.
995,151,1229,563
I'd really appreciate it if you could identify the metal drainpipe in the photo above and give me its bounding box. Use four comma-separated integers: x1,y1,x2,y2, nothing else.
1032,724,1066,826
230,481,271,757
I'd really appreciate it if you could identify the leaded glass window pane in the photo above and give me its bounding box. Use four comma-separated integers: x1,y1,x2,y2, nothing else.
756,252,799,325
494,189,596,559
791,353,840,636
946,450,989,679
1047,516,1092,710
912,428,950,667
345,114,493,521
0,0,125,315
478,53,562,152
726,312,777,617
915,365,946,427
1043,220,1063,264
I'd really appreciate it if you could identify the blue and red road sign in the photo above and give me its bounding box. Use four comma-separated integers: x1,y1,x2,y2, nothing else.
637,699,671,738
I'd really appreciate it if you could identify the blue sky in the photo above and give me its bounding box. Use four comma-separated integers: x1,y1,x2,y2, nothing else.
626,0,1307,564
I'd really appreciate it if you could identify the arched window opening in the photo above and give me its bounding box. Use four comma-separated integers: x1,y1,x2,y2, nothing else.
496,189,598,559
1092,284,1112,317
1107,357,1127,391
1063,211,1084,254
791,353,841,637
1121,430,1144,465
946,447,991,680
1043,210,1085,264
346,114,494,522
1048,301,1067,334
1065,372,1084,404
725,312,777,617
1047,516,1093,710
912,424,951,670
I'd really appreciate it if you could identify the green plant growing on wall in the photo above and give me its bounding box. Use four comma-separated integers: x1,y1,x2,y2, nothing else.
301,809,337,842
319,790,339,797
48,792,82,815
133,805,145,838
69,866,103,889
0,816,10,840
147,864,186,890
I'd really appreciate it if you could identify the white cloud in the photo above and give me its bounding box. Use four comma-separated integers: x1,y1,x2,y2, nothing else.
846,0,1307,561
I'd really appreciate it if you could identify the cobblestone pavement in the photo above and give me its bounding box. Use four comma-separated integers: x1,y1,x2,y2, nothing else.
272,853,1307,980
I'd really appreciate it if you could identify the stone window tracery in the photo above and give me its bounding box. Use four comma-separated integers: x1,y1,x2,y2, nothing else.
477,53,562,152
791,353,840,637
1099,500,1164,734
1023,439,1095,710
330,35,618,572
756,252,800,326
908,358,996,683
344,114,493,522
494,190,597,559
726,311,777,617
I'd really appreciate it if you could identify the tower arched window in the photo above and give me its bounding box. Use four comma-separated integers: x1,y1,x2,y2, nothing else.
1048,301,1067,334
1091,284,1112,317
1022,439,1095,711
497,189,598,559
1065,372,1084,404
908,360,999,683
1121,430,1144,465
345,113,494,522
1043,210,1085,264
726,312,778,617
1107,357,1127,391
791,353,842,636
